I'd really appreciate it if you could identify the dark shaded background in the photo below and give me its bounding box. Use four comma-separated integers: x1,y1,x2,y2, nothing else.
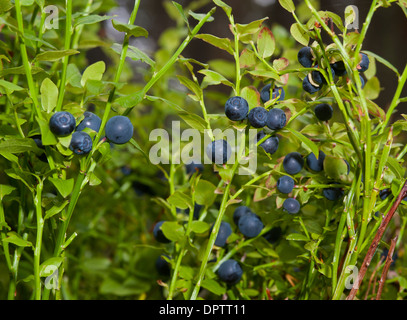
102,0,407,117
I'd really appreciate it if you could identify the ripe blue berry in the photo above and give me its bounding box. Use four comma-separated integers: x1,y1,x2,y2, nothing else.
302,75,320,94
277,175,295,194
76,111,102,132
306,150,325,172
260,84,285,103
153,221,171,243
217,259,243,285
297,46,314,68
263,227,283,244
105,115,133,144
225,96,249,121
211,221,232,247
233,206,252,225
155,255,171,277
357,53,369,73
49,111,76,136
311,65,335,85
359,75,366,88
379,188,392,200
185,203,203,220
266,108,286,130
185,162,204,175
323,185,344,201
283,152,304,175
283,198,301,214
314,103,333,121
257,131,279,155
69,131,93,155
248,107,268,128
238,213,264,238
206,139,231,164
331,61,346,76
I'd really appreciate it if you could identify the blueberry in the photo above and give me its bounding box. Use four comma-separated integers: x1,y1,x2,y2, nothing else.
283,198,301,214
185,161,204,175
311,65,335,85
331,61,347,76
248,107,268,128
306,150,326,172
233,206,252,225
323,184,344,201
211,221,232,247
263,226,283,244
206,139,231,164
217,259,243,285
297,46,314,68
76,111,102,132
260,84,285,103
302,75,320,94
153,221,171,243
238,213,264,238
225,96,249,121
49,111,76,136
283,152,304,175
314,103,333,121
357,53,369,73
105,115,133,144
256,131,279,155
69,131,93,155
155,255,171,277
359,75,366,89
277,175,295,194
379,188,392,200
266,108,286,130
185,203,203,220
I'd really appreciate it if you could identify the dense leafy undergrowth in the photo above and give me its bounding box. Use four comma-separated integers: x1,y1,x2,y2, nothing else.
1,0,407,300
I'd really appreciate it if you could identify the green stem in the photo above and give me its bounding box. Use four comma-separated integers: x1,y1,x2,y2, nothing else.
33,180,44,300
56,0,73,112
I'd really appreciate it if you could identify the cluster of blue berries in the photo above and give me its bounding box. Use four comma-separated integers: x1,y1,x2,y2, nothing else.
298,46,370,94
46,110,133,155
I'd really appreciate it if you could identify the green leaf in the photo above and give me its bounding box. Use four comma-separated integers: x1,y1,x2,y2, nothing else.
195,34,234,55
36,116,58,146
3,232,33,247
286,233,309,241
177,75,203,100
178,111,208,132
323,155,349,180
362,50,400,77
20,0,34,5
66,63,83,88
195,180,217,206
0,184,15,200
172,2,189,27
257,26,275,58
39,257,63,277
201,278,226,295
0,79,24,93
235,18,268,37
0,0,13,14
239,49,257,68
167,191,193,210
278,0,295,12
160,221,185,241
40,78,59,113
246,69,280,81
285,127,319,158
81,61,106,87
241,86,261,110
290,23,309,46
190,220,211,234
363,76,380,100
188,10,214,23
111,43,155,67
35,49,80,62
111,20,148,38
74,14,114,27
115,91,144,109
199,69,234,89
212,0,232,17
44,200,69,220
0,138,40,154
48,178,74,198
